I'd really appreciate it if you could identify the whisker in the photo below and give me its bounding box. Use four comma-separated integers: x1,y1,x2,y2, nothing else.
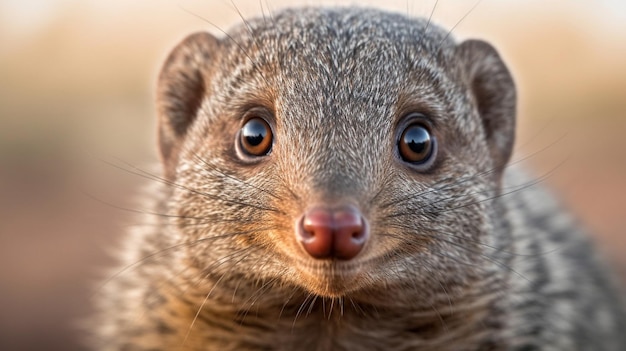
388,222,562,259
509,132,568,168
347,296,366,317
93,230,263,298
182,281,216,346
416,0,482,86
423,0,439,35
306,295,318,317
198,247,259,282
278,287,299,320
437,0,483,49
106,156,285,214
293,293,313,328
120,215,268,229
392,235,529,284
384,222,506,253
192,152,285,201
258,0,267,26
339,296,344,316
81,188,203,220
229,0,254,35
513,117,556,152
263,0,276,26
238,274,285,321
182,247,266,345
96,156,188,192
177,5,271,87
130,264,192,328
437,279,454,316
229,0,268,58
438,156,569,215
433,238,529,283
326,297,334,319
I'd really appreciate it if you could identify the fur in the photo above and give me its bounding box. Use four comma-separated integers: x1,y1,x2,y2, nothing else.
91,7,626,350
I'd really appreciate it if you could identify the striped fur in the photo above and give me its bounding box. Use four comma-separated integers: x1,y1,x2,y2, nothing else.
91,7,626,350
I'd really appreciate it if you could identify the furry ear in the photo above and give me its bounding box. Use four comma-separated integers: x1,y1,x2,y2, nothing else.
455,39,516,174
156,32,220,178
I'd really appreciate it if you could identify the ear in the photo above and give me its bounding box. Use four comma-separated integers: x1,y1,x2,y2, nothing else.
156,32,220,178
455,39,516,174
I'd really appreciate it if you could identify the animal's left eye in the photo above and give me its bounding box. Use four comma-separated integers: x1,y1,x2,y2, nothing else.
397,122,435,165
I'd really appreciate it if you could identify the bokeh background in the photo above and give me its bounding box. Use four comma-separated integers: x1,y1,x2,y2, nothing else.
1,0,625,349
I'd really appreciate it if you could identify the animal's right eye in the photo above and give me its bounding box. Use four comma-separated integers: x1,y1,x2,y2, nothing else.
239,117,273,156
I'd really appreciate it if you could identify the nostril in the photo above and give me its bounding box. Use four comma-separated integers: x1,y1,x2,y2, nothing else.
297,206,369,260
299,209,334,259
302,210,331,238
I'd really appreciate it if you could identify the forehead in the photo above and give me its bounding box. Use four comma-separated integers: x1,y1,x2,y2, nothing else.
262,7,448,59
258,8,452,83
214,8,459,124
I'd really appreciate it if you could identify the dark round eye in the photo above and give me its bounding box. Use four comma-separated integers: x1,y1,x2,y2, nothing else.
398,123,433,164
239,117,273,156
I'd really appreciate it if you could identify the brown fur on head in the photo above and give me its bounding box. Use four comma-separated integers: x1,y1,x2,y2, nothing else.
155,7,515,305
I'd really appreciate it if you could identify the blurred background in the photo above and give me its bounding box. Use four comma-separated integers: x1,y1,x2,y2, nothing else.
0,0,624,349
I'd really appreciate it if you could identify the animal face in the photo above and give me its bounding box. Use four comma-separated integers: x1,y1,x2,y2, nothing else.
157,7,516,304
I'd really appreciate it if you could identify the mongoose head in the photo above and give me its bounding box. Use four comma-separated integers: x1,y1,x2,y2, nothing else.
156,7,515,304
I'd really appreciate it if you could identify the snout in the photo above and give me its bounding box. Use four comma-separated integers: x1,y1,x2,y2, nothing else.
296,205,369,260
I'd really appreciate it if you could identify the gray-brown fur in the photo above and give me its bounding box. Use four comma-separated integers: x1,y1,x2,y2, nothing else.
91,7,626,350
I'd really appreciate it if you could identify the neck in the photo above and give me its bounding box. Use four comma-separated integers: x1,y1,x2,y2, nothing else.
160,271,507,351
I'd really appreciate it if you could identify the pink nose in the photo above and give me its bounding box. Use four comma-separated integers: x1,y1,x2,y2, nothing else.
297,206,369,260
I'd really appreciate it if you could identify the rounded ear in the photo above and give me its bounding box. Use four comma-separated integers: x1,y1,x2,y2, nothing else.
455,39,516,174
156,32,220,178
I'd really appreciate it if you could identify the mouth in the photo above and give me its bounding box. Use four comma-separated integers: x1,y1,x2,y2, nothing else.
289,257,371,297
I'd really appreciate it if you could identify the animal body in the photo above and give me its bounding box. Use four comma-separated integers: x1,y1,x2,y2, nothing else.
92,6,626,351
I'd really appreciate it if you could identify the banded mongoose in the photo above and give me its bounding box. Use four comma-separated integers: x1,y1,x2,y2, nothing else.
92,7,626,351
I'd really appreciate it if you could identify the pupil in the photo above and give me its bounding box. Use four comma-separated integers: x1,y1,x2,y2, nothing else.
404,126,430,154
246,134,263,146
243,120,267,146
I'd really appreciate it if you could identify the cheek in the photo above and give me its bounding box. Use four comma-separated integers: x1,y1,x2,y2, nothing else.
377,172,492,247
426,192,494,268
265,224,300,262
184,117,240,162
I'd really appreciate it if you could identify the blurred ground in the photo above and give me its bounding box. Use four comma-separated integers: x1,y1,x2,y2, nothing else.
0,0,625,350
